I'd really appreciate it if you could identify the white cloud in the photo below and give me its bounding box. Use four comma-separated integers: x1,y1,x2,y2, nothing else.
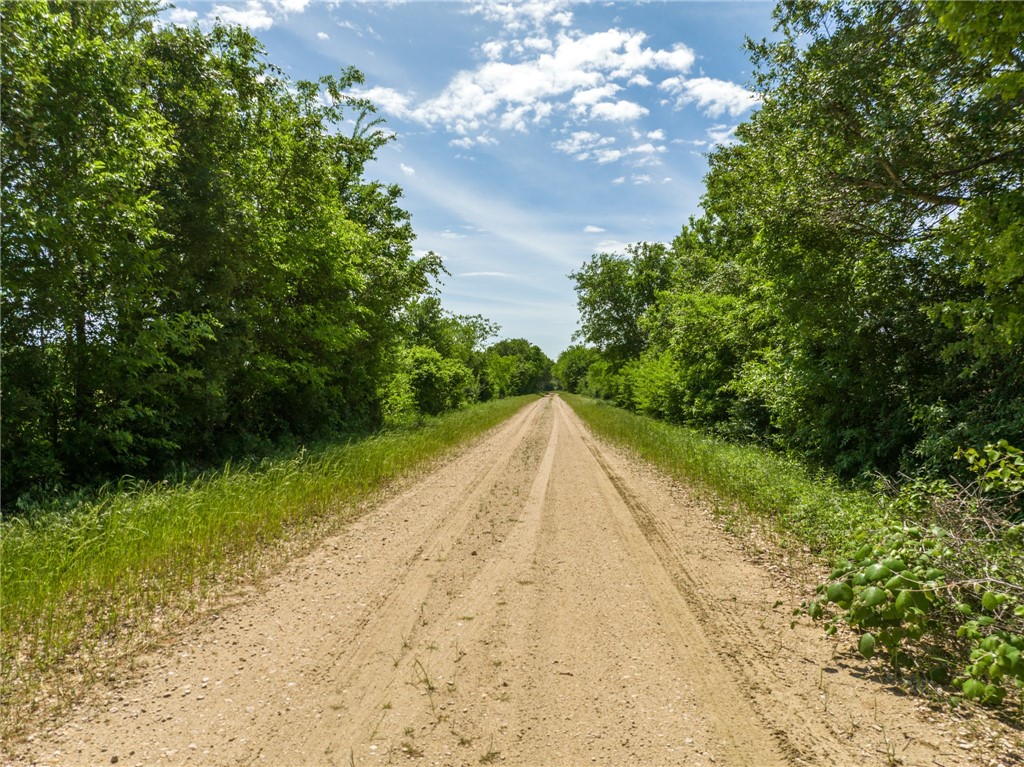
647,129,666,141
553,130,615,158
209,1,274,29
590,100,648,122
524,36,553,52
469,1,574,32
612,176,626,184
570,84,621,110
632,174,653,185
269,0,309,11
596,238,629,252
449,134,499,148
357,86,415,119
481,40,506,60
661,76,759,118
363,27,694,136
317,31,329,40
460,271,514,278
400,163,416,176
707,123,741,146
628,74,652,87
553,131,664,166
583,225,605,233
165,7,198,25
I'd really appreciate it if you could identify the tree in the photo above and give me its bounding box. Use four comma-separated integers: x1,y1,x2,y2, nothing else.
1,0,207,494
553,346,601,393
569,242,672,366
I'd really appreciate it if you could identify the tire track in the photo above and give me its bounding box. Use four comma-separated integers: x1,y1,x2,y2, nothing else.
554,397,791,766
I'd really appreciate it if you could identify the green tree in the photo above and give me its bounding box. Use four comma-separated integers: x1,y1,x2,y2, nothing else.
1,0,210,494
553,345,601,393
569,242,672,366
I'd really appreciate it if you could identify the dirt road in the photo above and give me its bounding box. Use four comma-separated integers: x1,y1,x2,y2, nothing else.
8,395,1001,766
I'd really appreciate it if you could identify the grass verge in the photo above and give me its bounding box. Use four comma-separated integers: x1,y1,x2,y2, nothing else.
0,394,537,730
561,393,893,560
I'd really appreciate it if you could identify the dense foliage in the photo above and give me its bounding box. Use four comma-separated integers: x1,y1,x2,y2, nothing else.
0,1,550,506
563,0,1023,481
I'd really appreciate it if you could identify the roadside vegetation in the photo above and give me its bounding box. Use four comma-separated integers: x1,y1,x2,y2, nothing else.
558,0,1024,711
0,394,537,732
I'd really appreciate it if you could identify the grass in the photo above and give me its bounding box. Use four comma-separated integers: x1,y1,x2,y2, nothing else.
560,393,894,561
0,394,537,729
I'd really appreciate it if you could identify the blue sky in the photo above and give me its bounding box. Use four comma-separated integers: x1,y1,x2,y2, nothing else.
160,1,777,359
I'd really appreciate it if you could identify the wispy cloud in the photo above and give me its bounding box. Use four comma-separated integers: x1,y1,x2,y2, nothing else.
583,225,605,233
459,271,515,278
399,163,416,176
707,123,741,146
553,130,665,165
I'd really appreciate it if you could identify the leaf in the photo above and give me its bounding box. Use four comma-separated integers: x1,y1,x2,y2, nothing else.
859,633,876,659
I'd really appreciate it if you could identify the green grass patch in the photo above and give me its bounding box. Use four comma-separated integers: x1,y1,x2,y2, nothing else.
561,393,894,558
0,395,536,724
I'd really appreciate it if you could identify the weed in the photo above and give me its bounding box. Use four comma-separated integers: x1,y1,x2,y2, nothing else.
479,741,501,764
400,741,423,758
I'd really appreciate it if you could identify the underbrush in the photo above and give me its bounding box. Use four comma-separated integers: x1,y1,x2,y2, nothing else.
0,395,536,727
562,394,1024,714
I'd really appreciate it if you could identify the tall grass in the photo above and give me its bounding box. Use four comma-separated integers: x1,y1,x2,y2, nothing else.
0,395,536,721
562,394,894,559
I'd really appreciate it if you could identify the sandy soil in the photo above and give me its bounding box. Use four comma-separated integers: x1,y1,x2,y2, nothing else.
5,395,1018,766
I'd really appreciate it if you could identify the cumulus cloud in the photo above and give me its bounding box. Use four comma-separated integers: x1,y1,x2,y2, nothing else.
182,0,313,31
208,1,274,29
660,76,759,118
164,7,198,25
317,31,329,40
469,0,574,32
590,99,648,122
359,26,694,135
399,163,416,176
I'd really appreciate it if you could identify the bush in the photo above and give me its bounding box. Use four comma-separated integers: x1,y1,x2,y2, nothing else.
808,442,1024,707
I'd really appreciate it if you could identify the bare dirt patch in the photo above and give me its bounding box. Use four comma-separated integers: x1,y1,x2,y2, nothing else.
5,395,1017,766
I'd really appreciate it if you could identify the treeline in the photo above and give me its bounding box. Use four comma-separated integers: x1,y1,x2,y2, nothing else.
557,0,1023,481
0,1,551,505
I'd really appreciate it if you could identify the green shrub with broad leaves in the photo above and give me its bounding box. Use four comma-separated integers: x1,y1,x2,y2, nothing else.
807,441,1024,707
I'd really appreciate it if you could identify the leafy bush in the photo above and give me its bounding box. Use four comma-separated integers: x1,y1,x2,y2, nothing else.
808,442,1024,707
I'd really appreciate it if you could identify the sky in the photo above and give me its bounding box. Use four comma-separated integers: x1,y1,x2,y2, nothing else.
160,0,778,359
